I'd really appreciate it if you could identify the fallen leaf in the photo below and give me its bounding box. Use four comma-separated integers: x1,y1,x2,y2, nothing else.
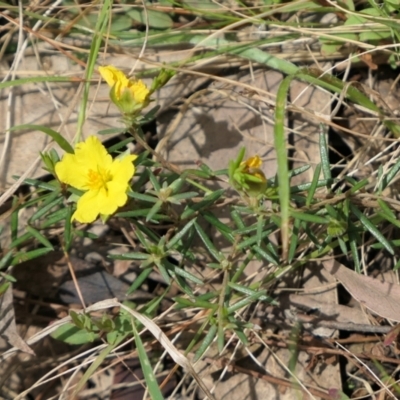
0,285,35,355
322,259,400,322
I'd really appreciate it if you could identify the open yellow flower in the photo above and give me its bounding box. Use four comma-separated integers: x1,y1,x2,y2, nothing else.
55,136,137,223
99,65,150,114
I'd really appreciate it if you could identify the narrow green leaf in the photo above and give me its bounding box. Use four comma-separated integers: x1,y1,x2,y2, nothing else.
146,200,163,222
10,124,74,154
377,199,396,218
291,179,332,193
116,209,169,220
228,282,272,302
148,169,161,191
0,251,14,270
169,192,199,202
107,138,134,153
11,197,19,242
253,245,278,265
348,222,360,273
306,164,321,206
29,196,63,223
194,222,223,262
127,268,153,295
319,124,332,189
110,252,149,260
383,158,400,190
288,217,301,263
131,320,164,400
202,211,234,243
290,211,329,224
11,247,53,265
26,226,54,249
74,335,125,397
194,323,217,362
181,189,224,220
289,164,310,178
64,205,73,251
39,207,69,228
127,191,158,203
350,203,394,255
166,219,196,250
348,178,369,194
174,297,218,310
172,265,203,285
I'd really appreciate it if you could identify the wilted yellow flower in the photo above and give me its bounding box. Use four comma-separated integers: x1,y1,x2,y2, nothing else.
55,136,137,223
241,155,263,170
239,155,267,196
99,65,150,114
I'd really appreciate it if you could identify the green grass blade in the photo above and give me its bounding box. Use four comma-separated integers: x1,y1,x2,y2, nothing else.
131,320,164,400
350,203,394,255
306,164,322,206
76,0,111,140
319,124,332,189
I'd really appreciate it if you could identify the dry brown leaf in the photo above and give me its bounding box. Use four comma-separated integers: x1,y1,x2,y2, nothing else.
0,285,35,355
322,259,400,322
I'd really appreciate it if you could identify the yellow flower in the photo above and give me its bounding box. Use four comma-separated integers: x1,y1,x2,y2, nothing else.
55,136,137,223
239,155,267,196
99,65,150,114
241,155,263,170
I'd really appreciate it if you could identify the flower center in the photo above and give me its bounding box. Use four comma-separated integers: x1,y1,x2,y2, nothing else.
87,168,112,191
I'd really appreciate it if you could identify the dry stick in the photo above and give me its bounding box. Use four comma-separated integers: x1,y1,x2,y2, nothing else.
63,249,87,310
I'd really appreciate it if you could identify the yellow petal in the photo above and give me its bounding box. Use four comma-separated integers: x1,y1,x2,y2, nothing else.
55,153,88,189
72,190,102,223
242,155,262,169
110,155,137,184
99,66,127,87
74,136,113,171
99,65,130,100
55,136,113,190
128,80,150,104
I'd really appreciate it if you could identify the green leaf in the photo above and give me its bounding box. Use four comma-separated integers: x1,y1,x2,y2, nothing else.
127,191,158,203
306,164,321,206
253,245,278,265
110,15,133,32
194,221,223,262
319,124,332,188
288,217,301,263
127,8,173,29
11,248,53,265
290,211,329,224
29,195,63,223
350,204,394,255
202,211,234,243
131,320,164,400
51,323,100,344
10,124,74,154
166,219,196,250
25,226,54,249
127,268,153,295
194,322,217,362
146,200,163,222
181,189,224,219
